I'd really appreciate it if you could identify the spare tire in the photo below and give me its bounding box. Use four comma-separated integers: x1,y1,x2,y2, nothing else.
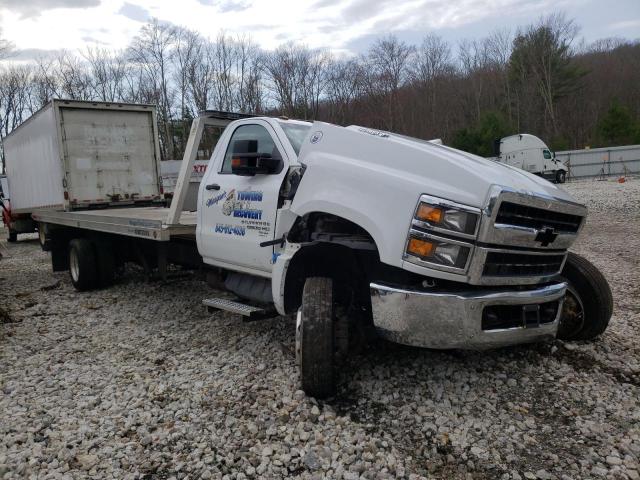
557,252,613,341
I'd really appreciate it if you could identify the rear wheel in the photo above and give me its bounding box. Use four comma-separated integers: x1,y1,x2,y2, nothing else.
557,252,613,341
38,223,52,251
556,170,567,184
296,277,336,398
69,239,99,291
94,239,116,287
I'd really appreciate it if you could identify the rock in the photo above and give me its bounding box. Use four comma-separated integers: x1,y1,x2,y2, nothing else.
605,456,622,466
535,469,553,480
303,451,321,470
75,454,98,470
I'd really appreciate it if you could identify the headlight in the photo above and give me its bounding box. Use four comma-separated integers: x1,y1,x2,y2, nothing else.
415,200,479,236
404,195,480,273
406,235,471,269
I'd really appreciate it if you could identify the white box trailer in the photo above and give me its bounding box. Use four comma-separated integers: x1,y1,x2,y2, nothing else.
3,99,162,215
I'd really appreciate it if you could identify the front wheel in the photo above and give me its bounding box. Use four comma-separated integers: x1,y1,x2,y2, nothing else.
555,170,567,184
557,252,613,341
296,277,336,398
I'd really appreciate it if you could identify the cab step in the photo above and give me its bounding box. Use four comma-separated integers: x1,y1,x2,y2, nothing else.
202,297,277,321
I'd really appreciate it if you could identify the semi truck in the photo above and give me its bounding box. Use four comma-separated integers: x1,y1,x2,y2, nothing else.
495,134,568,183
9,104,612,398
1,99,163,242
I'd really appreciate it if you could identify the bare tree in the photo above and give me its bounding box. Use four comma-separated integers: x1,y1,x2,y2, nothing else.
128,19,178,159
365,35,414,130
234,35,263,113
509,13,583,136
459,38,492,121
411,35,453,128
486,29,514,124
325,58,364,124
83,47,127,101
263,43,330,119
53,52,93,100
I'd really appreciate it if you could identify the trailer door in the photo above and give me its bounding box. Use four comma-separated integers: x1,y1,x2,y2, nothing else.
60,107,159,205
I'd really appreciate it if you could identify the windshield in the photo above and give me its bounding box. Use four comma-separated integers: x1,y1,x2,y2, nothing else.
279,122,312,155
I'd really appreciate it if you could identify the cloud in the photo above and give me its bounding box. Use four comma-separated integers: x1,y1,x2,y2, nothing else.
1,0,100,19
117,2,150,23
608,19,640,30
81,35,108,45
5,47,63,62
196,0,251,12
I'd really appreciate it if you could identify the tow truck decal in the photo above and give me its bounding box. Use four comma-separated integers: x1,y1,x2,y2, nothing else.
237,191,263,202
206,191,227,207
215,223,246,236
233,209,262,220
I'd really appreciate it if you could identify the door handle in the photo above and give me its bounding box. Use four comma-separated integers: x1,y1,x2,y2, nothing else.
206,183,220,191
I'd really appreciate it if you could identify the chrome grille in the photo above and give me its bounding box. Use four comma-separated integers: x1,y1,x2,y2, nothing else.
495,201,583,233
482,251,566,277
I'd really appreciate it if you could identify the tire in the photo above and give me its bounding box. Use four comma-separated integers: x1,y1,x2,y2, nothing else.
68,239,99,291
556,170,567,184
7,230,17,242
296,277,335,398
94,239,116,287
557,252,613,341
38,224,52,251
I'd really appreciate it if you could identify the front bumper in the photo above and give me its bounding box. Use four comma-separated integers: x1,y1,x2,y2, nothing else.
370,281,566,349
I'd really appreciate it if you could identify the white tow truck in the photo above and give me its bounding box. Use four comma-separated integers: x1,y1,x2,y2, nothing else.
20,108,611,397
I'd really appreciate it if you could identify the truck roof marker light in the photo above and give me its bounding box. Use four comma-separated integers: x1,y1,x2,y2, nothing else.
407,237,435,258
416,204,443,224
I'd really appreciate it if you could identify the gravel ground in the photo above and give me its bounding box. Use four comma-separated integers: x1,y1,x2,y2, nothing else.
0,178,638,480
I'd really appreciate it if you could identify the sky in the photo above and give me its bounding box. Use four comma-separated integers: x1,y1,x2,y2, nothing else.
0,0,638,61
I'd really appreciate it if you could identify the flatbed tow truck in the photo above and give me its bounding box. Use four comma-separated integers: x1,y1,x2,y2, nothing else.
23,109,612,398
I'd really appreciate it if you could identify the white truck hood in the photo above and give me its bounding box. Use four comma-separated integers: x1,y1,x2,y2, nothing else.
291,122,582,275
298,123,576,208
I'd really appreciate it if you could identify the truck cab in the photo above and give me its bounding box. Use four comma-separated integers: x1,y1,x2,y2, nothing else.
197,117,310,276
498,134,567,183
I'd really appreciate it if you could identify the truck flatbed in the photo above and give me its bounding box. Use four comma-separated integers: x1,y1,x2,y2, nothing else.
32,207,196,241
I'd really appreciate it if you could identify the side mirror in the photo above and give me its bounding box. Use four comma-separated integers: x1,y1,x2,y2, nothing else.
230,139,283,176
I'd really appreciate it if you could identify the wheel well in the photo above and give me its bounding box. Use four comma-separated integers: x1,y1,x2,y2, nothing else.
288,212,378,249
283,212,380,314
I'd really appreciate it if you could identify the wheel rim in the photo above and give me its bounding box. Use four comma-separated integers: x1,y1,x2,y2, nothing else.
559,285,585,338
295,309,302,368
70,248,80,283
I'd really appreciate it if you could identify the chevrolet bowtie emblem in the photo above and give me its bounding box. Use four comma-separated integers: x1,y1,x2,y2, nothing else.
535,227,558,246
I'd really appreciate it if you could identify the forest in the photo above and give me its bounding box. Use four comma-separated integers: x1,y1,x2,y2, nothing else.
1,12,639,165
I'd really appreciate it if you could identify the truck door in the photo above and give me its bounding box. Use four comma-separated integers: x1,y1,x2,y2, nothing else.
198,120,289,274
